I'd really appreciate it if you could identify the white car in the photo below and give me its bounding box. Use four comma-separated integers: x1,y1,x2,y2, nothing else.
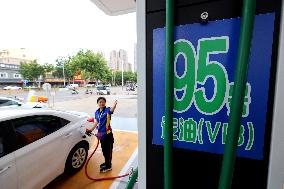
85,84,95,87
66,84,79,89
96,85,110,95
0,109,95,189
3,86,22,90
0,97,22,108
0,97,47,109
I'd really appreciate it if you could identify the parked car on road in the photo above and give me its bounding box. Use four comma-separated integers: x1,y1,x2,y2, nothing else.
0,109,95,189
0,97,22,108
85,83,95,87
3,86,22,90
96,85,110,95
66,84,79,89
0,97,48,109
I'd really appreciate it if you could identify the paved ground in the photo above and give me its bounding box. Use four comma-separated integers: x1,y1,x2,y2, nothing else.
44,131,138,189
53,94,137,118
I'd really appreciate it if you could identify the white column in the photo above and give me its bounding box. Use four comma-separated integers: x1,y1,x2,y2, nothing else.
267,3,284,189
137,0,147,188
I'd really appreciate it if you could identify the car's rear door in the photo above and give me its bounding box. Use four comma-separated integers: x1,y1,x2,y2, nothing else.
0,121,18,189
12,115,72,189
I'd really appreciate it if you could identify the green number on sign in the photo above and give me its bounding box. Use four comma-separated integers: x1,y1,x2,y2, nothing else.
173,37,229,115
173,40,197,113
195,37,229,115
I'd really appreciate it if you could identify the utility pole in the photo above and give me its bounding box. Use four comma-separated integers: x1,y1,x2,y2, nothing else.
112,70,115,86
122,61,124,90
63,60,66,87
114,71,116,86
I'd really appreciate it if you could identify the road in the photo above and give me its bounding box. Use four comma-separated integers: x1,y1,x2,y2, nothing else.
0,86,137,103
0,86,138,131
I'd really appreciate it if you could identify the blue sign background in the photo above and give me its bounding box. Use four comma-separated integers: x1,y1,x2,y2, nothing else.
152,13,275,160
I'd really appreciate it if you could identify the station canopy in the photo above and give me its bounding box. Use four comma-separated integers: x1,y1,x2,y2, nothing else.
90,0,136,16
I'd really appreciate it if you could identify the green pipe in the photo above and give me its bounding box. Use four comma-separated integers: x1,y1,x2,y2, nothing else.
218,0,256,189
164,0,174,188
125,168,138,189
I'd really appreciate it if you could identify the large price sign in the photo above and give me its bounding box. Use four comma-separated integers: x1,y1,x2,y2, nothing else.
152,13,275,160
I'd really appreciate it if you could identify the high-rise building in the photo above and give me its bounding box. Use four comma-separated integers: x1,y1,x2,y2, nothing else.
125,62,132,73
109,49,132,72
118,49,128,71
130,63,132,72
134,43,137,72
109,50,118,70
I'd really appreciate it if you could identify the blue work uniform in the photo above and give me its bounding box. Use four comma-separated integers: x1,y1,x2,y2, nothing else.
94,107,113,140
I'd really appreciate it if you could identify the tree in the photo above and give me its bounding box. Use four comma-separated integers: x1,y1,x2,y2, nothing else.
43,63,54,73
53,56,78,82
53,50,113,85
70,49,111,83
112,71,137,86
124,71,137,83
53,59,64,79
42,63,54,80
103,70,112,84
133,72,137,83
114,71,122,85
20,60,44,86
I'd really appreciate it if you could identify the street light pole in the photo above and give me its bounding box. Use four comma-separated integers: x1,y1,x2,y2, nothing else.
112,70,114,86
122,61,124,90
63,61,66,87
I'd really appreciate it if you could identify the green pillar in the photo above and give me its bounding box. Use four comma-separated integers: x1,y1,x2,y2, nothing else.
164,0,174,189
218,0,256,189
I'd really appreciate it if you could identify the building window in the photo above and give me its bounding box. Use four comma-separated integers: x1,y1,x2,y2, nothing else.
0,73,8,78
14,73,21,78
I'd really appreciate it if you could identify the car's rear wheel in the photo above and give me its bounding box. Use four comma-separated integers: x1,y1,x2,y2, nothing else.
65,143,88,174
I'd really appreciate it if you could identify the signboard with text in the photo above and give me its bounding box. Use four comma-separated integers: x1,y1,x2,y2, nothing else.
152,13,275,160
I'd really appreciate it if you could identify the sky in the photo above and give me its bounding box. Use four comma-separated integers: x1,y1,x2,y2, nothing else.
0,0,136,66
